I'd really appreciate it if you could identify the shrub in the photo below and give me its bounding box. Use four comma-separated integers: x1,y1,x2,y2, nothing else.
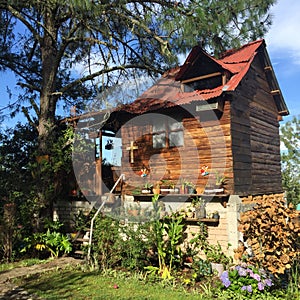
220,263,273,296
21,220,72,258
92,215,153,270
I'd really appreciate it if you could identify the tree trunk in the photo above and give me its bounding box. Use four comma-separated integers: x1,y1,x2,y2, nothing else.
35,8,59,227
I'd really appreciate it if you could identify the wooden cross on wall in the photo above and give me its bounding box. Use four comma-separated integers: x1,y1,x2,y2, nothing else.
126,141,138,163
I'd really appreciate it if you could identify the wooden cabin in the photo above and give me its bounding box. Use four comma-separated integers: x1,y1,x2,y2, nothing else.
55,39,289,256
114,39,289,198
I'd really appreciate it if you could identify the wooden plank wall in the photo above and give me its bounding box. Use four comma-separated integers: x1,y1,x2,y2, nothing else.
230,89,253,195
120,103,234,194
249,58,283,194
231,56,282,195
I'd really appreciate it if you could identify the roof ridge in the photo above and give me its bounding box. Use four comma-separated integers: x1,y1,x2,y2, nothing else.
219,39,264,59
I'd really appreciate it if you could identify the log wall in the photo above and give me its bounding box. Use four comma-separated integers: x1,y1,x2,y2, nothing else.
231,56,283,195
120,103,234,194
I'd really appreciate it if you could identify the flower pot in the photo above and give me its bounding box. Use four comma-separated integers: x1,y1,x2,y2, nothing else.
195,206,206,219
213,213,220,220
211,262,224,277
196,187,204,195
188,186,196,194
152,188,160,195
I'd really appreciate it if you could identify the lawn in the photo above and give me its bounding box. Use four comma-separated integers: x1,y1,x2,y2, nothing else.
12,265,300,300
14,268,210,300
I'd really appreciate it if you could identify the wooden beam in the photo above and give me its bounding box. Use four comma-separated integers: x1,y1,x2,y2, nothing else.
222,74,227,85
264,66,272,71
270,90,280,95
181,72,222,84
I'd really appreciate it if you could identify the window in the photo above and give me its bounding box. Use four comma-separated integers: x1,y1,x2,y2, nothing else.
153,118,184,149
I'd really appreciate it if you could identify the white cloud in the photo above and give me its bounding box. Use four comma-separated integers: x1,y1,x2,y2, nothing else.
266,0,300,64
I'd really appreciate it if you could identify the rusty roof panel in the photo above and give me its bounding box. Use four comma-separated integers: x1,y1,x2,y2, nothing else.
115,39,287,116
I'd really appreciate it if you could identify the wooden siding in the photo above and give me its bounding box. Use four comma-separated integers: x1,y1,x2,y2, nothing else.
120,103,234,194
231,56,282,195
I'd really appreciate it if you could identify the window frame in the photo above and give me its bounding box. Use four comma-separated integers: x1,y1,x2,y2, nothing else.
152,118,184,149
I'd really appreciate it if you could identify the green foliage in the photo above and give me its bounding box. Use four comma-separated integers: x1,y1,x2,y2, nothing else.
71,210,89,232
146,195,185,279
0,0,276,121
0,123,76,260
220,264,273,298
204,242,232,266
21,220,72,258
92,215,152,271
192,258,212,280
280,116,300,206
0,123,37,202
118,222,153,270
91,216,121,269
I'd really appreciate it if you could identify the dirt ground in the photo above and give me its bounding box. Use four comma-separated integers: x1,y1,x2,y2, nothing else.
0,257,84,299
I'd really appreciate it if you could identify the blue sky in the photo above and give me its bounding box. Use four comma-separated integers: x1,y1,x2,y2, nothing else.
264,0,300,121
0,0,299,126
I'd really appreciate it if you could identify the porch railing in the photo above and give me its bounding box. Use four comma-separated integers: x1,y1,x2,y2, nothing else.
87,173,125,262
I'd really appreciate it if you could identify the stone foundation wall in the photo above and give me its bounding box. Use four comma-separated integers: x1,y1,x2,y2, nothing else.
53,193,285,259
53,200,95,232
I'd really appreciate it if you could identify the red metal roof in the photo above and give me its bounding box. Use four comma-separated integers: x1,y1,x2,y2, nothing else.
119,39,286,115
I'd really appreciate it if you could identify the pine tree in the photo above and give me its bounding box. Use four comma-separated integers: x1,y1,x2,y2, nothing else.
0,0,276,217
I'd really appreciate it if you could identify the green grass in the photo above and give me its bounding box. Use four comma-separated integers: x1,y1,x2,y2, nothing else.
10,264,300,300
15,268,210,300
0,258,49,272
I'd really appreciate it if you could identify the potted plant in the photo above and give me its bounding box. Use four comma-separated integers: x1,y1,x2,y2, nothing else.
186,182,196,194
213,211,220,219
160,179,174,194
204,242,232,277
132,187,142,195
193,197,206,219
142,182,153,194
214,172,226,193
168,181,179,194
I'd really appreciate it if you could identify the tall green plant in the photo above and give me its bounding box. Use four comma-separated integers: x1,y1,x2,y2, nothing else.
146,195,185,279
280,115,300,207
21,220,72,258
92,214,153,271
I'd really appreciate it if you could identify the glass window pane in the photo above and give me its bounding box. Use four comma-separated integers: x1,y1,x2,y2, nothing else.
169,131,184,147
153,133,166,148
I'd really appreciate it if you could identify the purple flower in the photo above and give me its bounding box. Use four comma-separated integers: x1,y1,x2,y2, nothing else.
264,278,273,287
246,285,253,293
258,282,265,291
238,267,247,277
220,271,231,288
252,273,261,281
241,286,247,291
220,271,229,281
223,278,231,288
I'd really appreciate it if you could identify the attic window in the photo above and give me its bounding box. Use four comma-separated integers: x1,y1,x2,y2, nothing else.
153,119,184,149
181,72,224,92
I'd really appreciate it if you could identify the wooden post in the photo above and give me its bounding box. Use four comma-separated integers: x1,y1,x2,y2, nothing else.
95,131,102,195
